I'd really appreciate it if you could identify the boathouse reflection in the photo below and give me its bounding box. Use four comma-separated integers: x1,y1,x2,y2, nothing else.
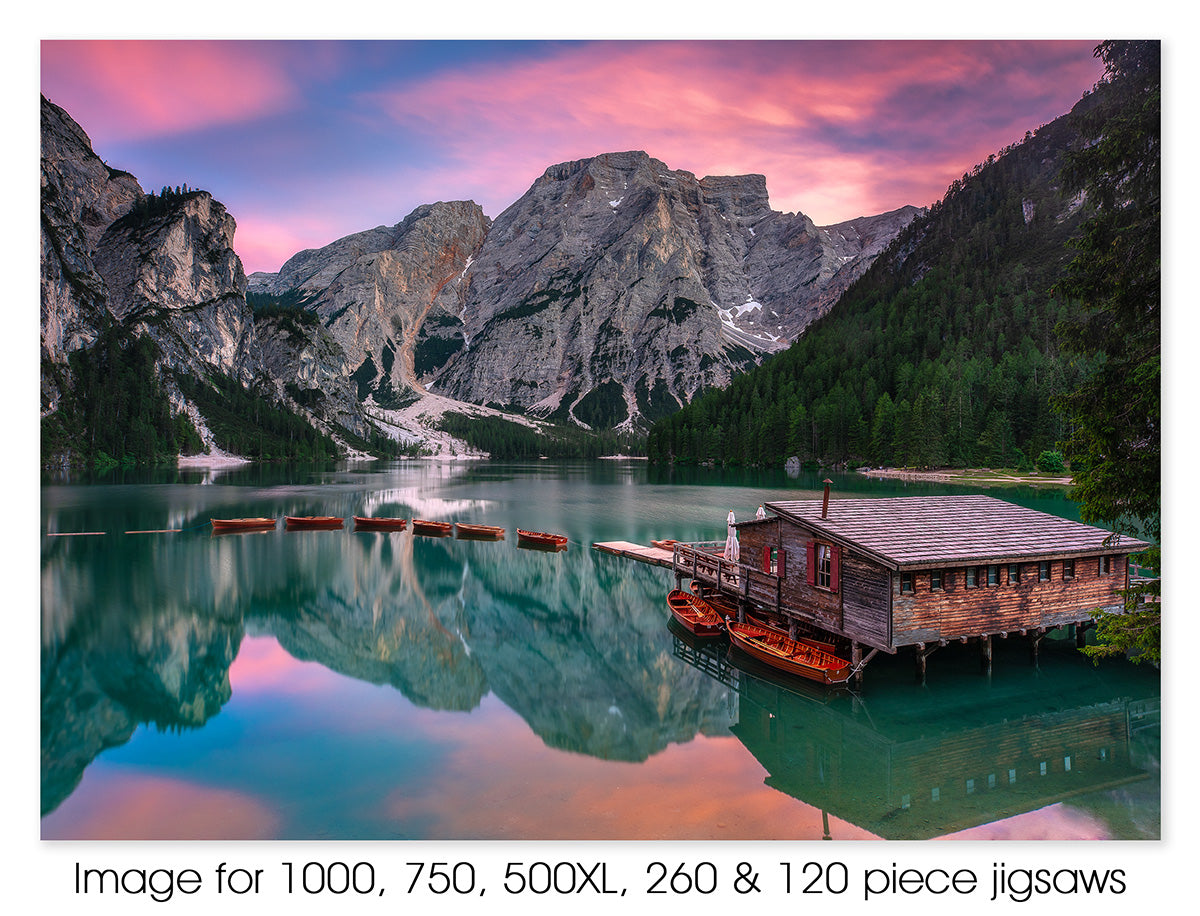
671,627,1158,839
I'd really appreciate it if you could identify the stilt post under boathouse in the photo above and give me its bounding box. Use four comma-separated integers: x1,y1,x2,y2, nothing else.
672,492,1151,685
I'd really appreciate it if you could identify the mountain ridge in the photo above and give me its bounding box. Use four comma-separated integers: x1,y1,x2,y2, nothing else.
41,95,921,466
251,148,920,434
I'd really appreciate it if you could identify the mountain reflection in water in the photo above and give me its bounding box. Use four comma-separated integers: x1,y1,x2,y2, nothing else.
40,462,1160,839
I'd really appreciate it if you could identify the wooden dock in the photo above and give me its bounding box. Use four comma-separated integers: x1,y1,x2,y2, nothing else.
592,541,676,569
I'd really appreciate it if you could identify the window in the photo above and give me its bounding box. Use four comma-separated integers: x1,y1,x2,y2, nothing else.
966,567,978,588
987,565,1000,586
1099,555,1112,575
900,572,914,594
816,544,832,589
930,569,943,591
1063,559,1075,580
1008,563,1021,584
806,541,838,591
1039,561,1050,581
763,545,783,575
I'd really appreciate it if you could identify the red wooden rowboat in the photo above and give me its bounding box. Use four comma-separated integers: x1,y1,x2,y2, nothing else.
454,522,505,539
412,519,454,536
353,516,408,531
285,516,344,530
667,589,725,637
211,517,276,531
726,621,851,685
690,582,739,617
688,582,839,653
517,528,568,550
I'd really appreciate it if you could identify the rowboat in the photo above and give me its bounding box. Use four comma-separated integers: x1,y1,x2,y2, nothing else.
285,516,345,530
726,621,851,685
690,582,739,617
454,522,505,540
651,538,678,550
741,610,840,654
517,528,568,550
412,519,454,536
353,516,408,531
666,589,725,637
211,517,276,531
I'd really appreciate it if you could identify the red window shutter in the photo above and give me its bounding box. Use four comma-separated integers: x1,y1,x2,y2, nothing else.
762,545,771,573
830,545,841,592
778,547,787,578
806,542,816,585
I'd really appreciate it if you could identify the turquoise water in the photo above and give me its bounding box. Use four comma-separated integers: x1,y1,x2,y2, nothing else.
39,461,1159,839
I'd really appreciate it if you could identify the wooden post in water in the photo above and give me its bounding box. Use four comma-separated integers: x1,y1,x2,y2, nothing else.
980,634,993,673
852,642,863,688
1030,629,1046,666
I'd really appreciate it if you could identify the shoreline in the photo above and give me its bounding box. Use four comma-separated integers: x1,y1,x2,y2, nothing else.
857,467,1073,487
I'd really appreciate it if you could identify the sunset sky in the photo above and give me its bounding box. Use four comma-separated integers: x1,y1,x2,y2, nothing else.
39,38,1107,276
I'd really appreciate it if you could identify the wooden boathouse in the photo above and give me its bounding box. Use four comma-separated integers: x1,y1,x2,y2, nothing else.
670,493,1151,681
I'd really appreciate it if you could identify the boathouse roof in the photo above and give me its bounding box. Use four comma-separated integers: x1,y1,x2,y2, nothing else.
761,495,1152,571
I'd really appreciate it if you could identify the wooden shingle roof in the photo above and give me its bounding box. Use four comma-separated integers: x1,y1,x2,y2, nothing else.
762,495,1152,571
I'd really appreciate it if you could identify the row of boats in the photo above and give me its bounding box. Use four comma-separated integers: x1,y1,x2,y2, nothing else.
210,516,568,549
667,587,852,685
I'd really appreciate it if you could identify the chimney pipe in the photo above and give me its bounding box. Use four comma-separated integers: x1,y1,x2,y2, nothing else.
821,479,833,518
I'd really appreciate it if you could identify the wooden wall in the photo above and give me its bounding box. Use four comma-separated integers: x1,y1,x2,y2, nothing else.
740,519,892,648
841,553,891,647
737,519,1131,652
891,557,1131,646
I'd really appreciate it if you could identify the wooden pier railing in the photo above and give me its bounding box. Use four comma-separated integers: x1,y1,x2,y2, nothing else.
672,542,783,615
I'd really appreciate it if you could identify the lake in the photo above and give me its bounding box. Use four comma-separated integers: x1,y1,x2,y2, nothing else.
39,460,1160,840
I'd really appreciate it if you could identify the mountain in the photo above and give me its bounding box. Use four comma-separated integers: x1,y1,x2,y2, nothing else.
40,95,368,466
41,93,917,468
251,151,919,432
647,91,1109,470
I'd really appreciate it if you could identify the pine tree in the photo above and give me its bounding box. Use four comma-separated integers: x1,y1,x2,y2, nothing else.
1054,40,1161,664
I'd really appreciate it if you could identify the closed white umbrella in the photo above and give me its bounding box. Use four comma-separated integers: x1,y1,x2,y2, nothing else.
723,511,739,561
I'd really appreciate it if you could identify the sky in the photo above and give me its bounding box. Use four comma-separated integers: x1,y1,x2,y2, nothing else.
38,38,1108,276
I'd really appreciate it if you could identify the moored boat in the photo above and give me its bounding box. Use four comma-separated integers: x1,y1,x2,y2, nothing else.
516,528,568,550
454,522,505,539
285,516,345,530
211,517,276,531
651,538,678,550
412,519,454,536
353,516,408,531
666,589,725,637
726,621,851,685
690,582,739,617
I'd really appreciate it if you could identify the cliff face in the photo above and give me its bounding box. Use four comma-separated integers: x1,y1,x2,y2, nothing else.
39,95,369,455
252,202,491,408
40,96,142,373
435,151,918,427
40,95,260,401
93,191,258,381
253,151,919,431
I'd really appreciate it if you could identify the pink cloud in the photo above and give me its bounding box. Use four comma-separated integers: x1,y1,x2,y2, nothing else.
40,40,302,144
365,40,1102,225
